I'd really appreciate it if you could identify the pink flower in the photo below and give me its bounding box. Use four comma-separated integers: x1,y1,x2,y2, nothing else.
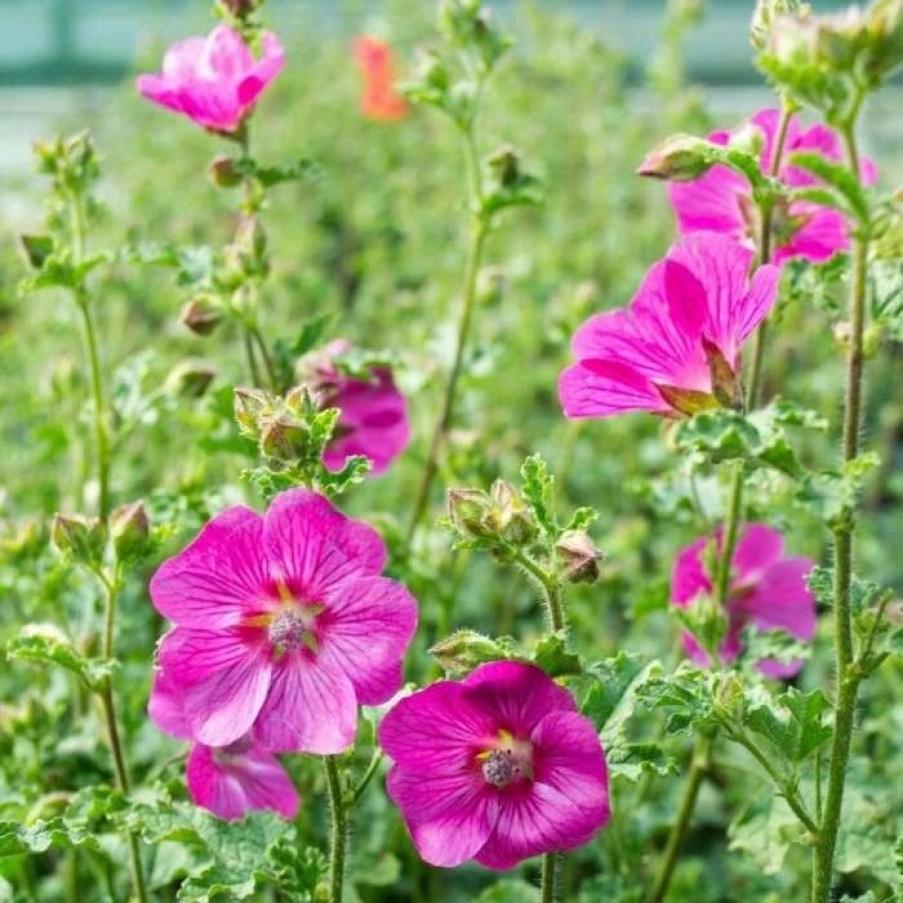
378,661,610,870
353,36,409,122
671,523,817,678
559,232,779,419
150,489,418,754
669,108,877,264
136,25,284,134
149,669,300,821
299,340,410,476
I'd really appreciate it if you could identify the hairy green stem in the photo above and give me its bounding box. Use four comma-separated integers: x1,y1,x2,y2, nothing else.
649,732,713,903
69,193,111,521
98,577,150,903
513,549,567,632
810,116,869,903
405,118,488,543
324,756,348,903
350,749,384,808
541,851,559,903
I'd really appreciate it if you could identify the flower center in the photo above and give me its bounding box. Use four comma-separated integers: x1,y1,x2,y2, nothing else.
478,731,533,789
268,611,308,650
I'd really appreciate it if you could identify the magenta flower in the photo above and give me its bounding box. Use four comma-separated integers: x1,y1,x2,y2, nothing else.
669,108,876,264
559,232,779,419
150,489,418,754
149,669,300,821
300,340,410,476
378,661,610,870
136,25,284,134
671,522,817,678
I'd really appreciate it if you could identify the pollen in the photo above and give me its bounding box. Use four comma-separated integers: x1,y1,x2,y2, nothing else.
268,611,309,651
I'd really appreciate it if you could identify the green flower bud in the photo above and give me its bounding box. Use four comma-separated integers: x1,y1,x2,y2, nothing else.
208,155,242,188
51,513,105,568
487,480,536,545
447,488,491,537
430,629,505,676
259,413,309,460
636,134,717,182
110,501,150,563
234,386,276,438
18,234,54,270
164,360,217,399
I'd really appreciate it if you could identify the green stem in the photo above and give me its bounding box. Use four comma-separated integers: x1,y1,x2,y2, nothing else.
350,749,384,808
69,192,111,521
405,117,488,544
405,217,488,542
98,577,150,903
540,851,559,903
243,328,262,386
745,103,794,409
512,549,566,632
250,323,278,390
810,116,869,903
324,757,348,903
649,732,713,903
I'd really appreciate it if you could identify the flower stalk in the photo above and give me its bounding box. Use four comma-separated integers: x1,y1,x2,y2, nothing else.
810,107,870,903
406,120,489,543
541,851,559,903
324,756,349,903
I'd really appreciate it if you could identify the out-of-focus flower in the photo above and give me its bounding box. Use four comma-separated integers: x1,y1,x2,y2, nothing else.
136,25,284,134
353,36,409,122
298,340,410,476
669,108,877,264
379,661,610,870
559,233,779,419
150,489,418,753
671,522,817,677
149,669,299,820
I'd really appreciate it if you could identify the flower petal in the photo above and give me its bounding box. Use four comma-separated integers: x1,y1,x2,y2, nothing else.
237,32,285,107
559,359,668,418
318,575,417,706
263,490,386,599
148,667,192,741
731,523,785,586
669,164,748,237
671,536,711,606
201,25,254,81
386,766,498,868
186,742,300,821
251,654,357,754
462,662,576,737
747,557,817,641
135,75,187,115
150,506,268,629
158,628,272,747
379,680,496,774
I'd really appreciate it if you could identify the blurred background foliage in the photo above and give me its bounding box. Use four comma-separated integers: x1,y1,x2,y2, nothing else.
0,1,900,902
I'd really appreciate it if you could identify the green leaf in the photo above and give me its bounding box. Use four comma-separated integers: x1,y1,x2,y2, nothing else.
520,454,558,537
476,879,541,903
7,627,116,691
745,687,833,763
728,797,807,874
533,632,583,677
789,151,870,224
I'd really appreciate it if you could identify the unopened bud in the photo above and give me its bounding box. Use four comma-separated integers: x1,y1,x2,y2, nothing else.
110,501,150,563
555,530,603,584
636,134,716,182
714,672,746,720
18,234,54,270
729,121,765,158
259,413,308,460
180,296,222,336
750,0,810,52
447,488,491,537
164,360,216,398
234,386,275,438
51,513,105,567
486,145,521,189
430,629,504,676
487,480,536,545
217,0,259,19
208,155,242,188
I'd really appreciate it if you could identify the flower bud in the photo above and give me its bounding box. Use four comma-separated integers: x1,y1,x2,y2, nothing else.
447,488,491,537
713,672,746,720
487,480,536,545
180,296,223,336
636,134,717,182
208,155,242,188
259,413,309,460
164,360,217,399
217,0,259,19
486,145,522,189
51,513,105,568
750,0,809,52
18,234,54,270
430,629,505,676
555,530,603,584
234,386,276,438
110,501,150,563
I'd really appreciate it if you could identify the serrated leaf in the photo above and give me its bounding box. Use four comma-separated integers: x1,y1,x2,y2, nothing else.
533,632,583,677
745,687,832,763
7,629,116,691
520,454,557,537
789,151,869,224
